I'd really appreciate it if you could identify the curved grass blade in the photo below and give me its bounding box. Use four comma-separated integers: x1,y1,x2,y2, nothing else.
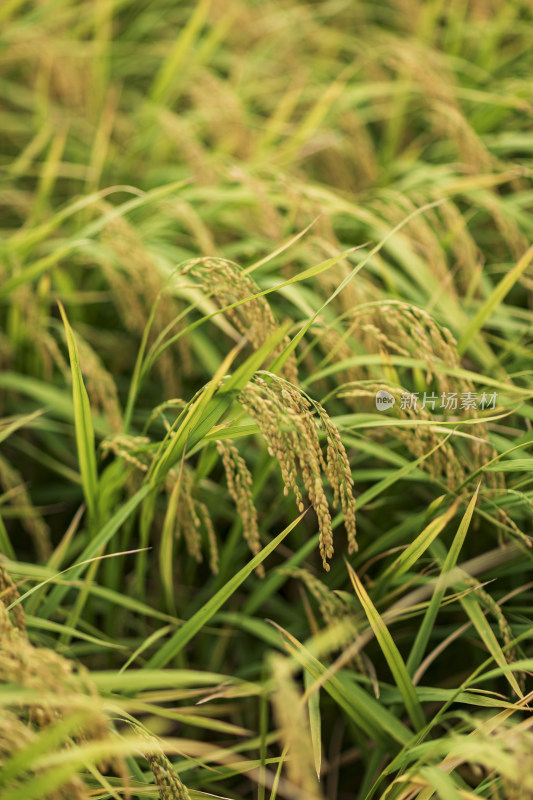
458,245,533,357
377,500,460,589
58,301,98,524
270,621,412,748
406,485,480,677
347,562,426,731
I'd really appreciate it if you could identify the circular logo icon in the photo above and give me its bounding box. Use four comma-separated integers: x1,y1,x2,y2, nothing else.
375,390,396,411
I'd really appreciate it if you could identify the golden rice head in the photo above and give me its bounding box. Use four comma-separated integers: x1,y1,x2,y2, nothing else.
337,343,504,492
339,382,465,488
239,373,356,570
285,566,366,676
165,464,219,572
147,751,192,800
100,433,220,573
342,378,512,526
100,434,152,473
216,439,263,577
0,709,91,799
164,464,201,565
342,300,460,393
182,257,298,383
197,501,219,575
0,558,26,634
0,583,127,794
287,567,351,627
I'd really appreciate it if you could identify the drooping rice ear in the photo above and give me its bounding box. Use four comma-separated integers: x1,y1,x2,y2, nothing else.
183,257,298,383
217,439,264,577
239,373,357,570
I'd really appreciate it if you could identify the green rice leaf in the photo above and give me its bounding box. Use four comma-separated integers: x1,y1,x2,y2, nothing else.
57,302,99,523
347,562,426,731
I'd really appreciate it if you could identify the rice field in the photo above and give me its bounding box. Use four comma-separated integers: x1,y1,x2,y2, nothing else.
1,1,533,798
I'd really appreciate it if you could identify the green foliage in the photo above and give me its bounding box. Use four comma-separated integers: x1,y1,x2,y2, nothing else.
1,1,533,798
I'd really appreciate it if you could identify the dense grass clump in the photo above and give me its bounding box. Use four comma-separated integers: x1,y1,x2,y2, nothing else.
1,1,533,798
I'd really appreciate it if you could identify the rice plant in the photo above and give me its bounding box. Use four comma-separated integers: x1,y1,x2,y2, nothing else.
1,1,533,798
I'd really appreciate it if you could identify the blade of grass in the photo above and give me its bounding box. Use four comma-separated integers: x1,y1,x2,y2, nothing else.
347,561,426,731
459,592,523,698
406,484,480,677
304,667,322,779
271,621,412,748
58,301,98,525
0,409,45,445
377,500,460,588
458,245,533,356
150,0,210,103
